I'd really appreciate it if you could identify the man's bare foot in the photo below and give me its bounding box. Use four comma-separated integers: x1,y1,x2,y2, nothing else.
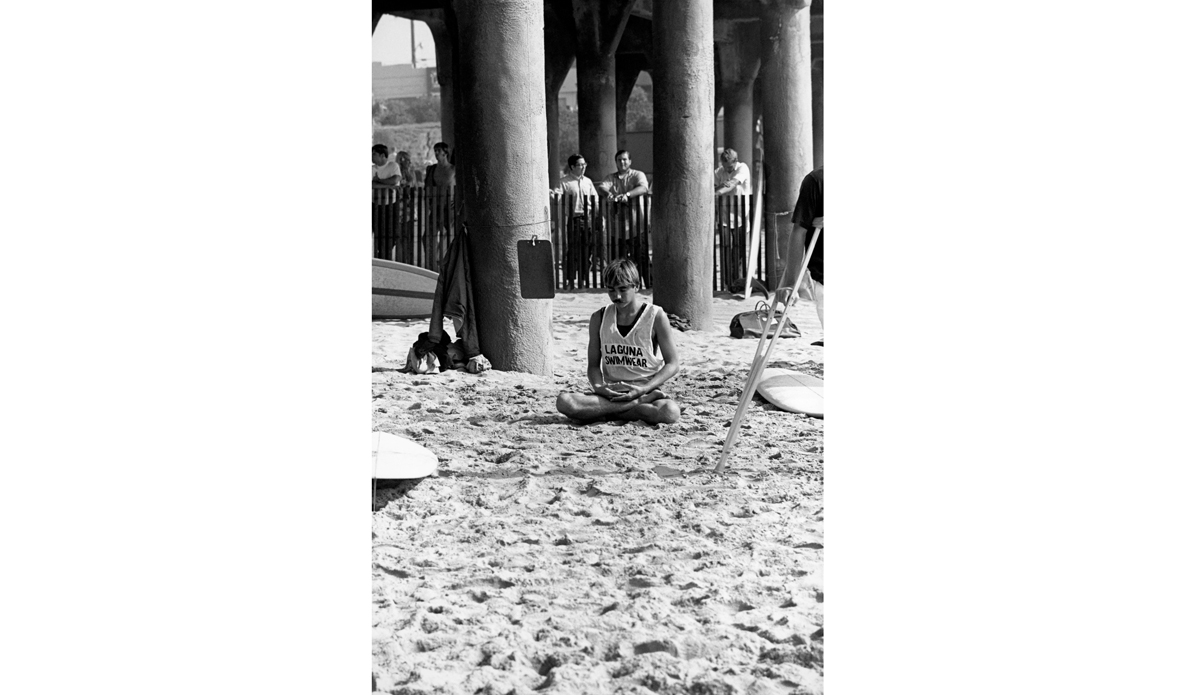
613,398,681,424
636,389,667,404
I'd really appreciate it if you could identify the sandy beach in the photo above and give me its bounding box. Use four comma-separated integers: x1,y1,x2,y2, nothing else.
372,289,824,694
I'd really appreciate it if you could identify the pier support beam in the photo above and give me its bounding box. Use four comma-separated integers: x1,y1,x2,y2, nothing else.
545,0,577,181
615,53,647,148
716,20,761,179
811,0,823,169
426,17,456,149
759,0,813,288
450,0,554,374
652,0,714,330
572,0,634,176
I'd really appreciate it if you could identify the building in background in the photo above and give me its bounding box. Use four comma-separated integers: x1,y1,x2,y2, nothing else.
373,62,438,100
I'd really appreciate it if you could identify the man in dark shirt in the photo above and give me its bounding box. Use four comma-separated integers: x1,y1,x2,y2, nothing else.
777,166,824,336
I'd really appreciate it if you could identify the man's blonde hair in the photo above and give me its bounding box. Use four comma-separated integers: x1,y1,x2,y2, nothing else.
601,259,640,289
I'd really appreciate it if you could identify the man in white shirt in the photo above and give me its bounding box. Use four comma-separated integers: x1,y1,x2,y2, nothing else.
551,154,601,287
714,148,751,196
372,144,404,259
714,148,752,289
372,145,401,187
551,153,600,210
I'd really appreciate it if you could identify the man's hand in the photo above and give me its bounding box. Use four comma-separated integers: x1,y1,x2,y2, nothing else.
592,382,623,399
608,382,645,402
593,381,643,401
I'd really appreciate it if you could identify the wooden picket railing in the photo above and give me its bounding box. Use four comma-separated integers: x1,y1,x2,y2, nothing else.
713,194,762,294
549,194,655,290
372,186,458,268
371,187,767,292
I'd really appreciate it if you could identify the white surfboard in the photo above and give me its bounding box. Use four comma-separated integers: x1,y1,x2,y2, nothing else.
372,431,438,479
756,368,824,418
372,259,439,320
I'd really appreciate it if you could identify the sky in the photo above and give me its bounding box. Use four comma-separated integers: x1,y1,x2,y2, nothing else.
372,15,437,67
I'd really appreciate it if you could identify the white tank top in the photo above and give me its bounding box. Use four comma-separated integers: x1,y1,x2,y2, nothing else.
600,302,664,383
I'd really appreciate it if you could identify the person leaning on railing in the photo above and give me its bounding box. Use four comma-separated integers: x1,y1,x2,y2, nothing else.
713,148,753,289
395,151,420,188
423,142,456,251
372,144,401,188
550,153,602,286
424,142,455,189
599,149,650,260
392,151,420,241
372,144,403,259
714,147,751,196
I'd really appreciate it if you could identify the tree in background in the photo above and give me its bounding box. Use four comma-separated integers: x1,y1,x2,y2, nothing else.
627,85,653,132
375,96,442,126
550,87,651,173
557,106,579,173
375,124,441,165
373,128,395,153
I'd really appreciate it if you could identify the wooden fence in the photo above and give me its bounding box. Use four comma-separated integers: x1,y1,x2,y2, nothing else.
371,186,767,292
549,194,655,290
372,187,458,269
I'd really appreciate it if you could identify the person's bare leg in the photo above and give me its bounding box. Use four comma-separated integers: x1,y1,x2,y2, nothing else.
556,392,640,421
813,279,824,328
556,390,677,423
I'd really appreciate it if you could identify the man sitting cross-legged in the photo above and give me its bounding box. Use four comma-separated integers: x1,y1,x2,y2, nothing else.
556,259,681,425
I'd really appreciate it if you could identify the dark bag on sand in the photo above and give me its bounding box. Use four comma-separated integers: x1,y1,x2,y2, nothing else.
409,331,451,372
730,303,802,340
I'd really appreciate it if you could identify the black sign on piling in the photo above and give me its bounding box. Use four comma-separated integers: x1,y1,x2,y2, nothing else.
517,237,555,299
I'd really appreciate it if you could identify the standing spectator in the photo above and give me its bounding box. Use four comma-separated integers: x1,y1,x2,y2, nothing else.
550,154,601,287
423,142,456,255
372,144,403,259
394,151,420,250
395,151,420,187
372,144,401,187
602,150,650,262
714,147,752,289
776,165,824,339
714,147,751,196
424,142,456,189
551,153,599,208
